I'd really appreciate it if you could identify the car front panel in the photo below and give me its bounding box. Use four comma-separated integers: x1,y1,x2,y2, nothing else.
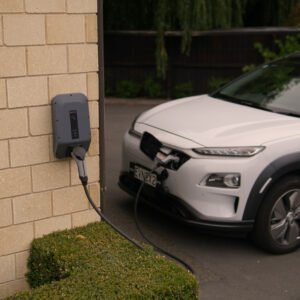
120,130,272,225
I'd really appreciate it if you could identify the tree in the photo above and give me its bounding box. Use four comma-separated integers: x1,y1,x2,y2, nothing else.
104,0,300,78
155,0,247,77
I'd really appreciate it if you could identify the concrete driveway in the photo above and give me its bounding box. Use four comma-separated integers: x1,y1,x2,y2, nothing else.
104,99,300,300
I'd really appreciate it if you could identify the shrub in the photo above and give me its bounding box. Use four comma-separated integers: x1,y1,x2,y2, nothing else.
173,82,194,98
7,222,199,299
115,80,142,98
143,77,166,98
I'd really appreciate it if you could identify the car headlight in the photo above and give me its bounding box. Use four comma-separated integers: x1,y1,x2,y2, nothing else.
193,146,265,157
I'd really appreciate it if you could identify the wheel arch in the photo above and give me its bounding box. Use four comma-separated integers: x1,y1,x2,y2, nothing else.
243,152,300,221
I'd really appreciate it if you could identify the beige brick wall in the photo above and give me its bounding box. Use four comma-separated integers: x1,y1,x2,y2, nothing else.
0,0,100,297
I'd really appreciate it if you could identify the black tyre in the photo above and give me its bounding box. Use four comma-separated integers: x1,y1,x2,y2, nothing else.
253,176,300,254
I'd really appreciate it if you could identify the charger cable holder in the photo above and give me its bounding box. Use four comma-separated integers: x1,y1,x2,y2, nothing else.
71,146,88,185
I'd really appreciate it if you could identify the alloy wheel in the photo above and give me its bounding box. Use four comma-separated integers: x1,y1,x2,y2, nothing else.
270,189,300,246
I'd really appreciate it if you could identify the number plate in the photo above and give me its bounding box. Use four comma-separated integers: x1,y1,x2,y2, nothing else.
133,165,157,187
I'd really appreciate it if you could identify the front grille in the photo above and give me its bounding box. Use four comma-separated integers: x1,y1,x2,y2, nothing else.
119,172,196,220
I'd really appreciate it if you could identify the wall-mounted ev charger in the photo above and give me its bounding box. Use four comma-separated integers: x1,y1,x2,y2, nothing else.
52,93,91,159
52,93,91,184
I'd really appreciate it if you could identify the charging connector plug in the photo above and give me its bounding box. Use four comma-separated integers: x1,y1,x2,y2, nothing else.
71,146,88,185
155,152,180,166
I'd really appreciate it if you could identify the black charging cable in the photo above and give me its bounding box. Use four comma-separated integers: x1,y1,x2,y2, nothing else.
71,146,143,250
133,163,195,274
72,146,194,274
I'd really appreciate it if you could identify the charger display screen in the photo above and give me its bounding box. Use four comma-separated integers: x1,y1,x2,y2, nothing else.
70,110,79,139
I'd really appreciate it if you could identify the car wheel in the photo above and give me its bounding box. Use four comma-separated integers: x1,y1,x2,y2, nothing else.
253,176,300,254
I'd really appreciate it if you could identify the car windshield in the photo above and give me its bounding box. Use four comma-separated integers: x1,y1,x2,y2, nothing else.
212,55,300,117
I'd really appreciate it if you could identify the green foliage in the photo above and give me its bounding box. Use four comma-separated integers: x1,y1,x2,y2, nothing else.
242,64,256,73
271,35,300,59
143,77,165,98
243,34,300,72
108,78,166,99
154,0,247,78
207,76,231,92
173,82,194,98
8,222,199,300
115,80,142,98
263,34,300,59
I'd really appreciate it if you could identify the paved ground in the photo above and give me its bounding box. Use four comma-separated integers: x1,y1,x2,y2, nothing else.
103,99,300,300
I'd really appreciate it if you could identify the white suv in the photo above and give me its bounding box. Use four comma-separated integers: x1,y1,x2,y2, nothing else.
119,53,300,254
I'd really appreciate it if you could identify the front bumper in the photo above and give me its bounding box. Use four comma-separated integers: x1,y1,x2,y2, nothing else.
119,172,254,232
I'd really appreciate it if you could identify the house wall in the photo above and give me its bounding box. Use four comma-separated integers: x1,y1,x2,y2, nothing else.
0,0,100,297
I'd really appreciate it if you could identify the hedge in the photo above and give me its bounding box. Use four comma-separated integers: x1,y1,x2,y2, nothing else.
7,222,199,299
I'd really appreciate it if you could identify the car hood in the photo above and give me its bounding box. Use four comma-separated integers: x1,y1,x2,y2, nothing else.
136,95,300,147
